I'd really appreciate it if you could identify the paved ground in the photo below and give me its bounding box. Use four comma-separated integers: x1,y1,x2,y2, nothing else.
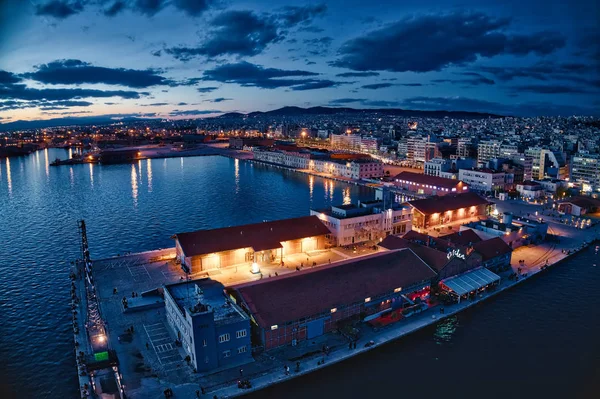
91,246,378,398
88,199,600,398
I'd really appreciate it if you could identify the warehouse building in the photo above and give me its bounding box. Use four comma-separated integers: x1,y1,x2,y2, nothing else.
164,278,252,372
173,216,330,272
229,250,437,350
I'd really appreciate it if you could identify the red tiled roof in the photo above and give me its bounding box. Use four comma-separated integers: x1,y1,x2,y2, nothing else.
560,196,600,209
472,237,512,261
379,235,449,272
231,250,437,327
408,192,489,215
393,171,465,189
174,216,330,257
439,229,483,246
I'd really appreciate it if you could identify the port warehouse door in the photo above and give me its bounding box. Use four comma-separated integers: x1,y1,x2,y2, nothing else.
283,239,302,256
306,318,325,339
198,255,220,270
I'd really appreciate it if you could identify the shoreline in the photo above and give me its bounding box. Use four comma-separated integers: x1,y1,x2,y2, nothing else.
76,233,596,398
219,238,596,398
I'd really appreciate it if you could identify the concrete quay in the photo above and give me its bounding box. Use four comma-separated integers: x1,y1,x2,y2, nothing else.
84,210,599,399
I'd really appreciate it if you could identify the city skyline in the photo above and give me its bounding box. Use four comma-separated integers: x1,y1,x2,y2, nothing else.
1,0,599,126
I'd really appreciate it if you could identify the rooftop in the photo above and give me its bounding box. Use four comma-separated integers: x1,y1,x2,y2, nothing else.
313,200,407,219
231,249,437,328
174,216,330,258
407,192,490,215
394,171,465,189
165,279,247,325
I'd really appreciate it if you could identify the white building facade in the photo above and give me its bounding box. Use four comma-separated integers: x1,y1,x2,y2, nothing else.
458,169,507,192
311,201,412,246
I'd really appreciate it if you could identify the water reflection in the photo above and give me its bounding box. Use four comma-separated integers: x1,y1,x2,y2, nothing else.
343,187,351,205
433,316,458,345
68,148,72,159
234,158,240,193
309,175,314,200
131,163,138,207
5,157,12,196
44,148,49,179
138,160,143,184
69,167,74,188
147,159,153,192
89,163,94,188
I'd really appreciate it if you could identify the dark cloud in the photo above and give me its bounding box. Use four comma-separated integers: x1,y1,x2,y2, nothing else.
362,100,400,107
23,59,171,88
0,99,93,111
328,98,365,105
306,61,316,65
202,61,321,89
398,83,422,86
336,72,379,78
166,10,281,60
477,62,598,88
0,70,21,84
205,97,232,103
42,0,212,19
432,72,494,86
333,12,565,72
398,96,598,116
166,7,328,60
104,1,126,17
0,83,146,101
297,25,325,33
140,102,169,106
290,80,340,91
151,50,162,57
169,109,220,116
197,86,218,93
35,1,83,19
177,102,188,105
278,4,327,26
506,31,566,55
510,84,594,94
131,0,166,16
41,110,92,115
172,0,212,16
362,83,394,90
303,36,332,56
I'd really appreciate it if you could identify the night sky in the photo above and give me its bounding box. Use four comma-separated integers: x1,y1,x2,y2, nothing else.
1,0,599,124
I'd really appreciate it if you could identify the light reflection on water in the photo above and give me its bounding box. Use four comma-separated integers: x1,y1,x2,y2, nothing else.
433,315,458,344
0,149,373,398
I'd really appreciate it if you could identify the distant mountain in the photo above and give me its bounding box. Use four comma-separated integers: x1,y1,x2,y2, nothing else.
1,105,501,131
0,115,160,131
218,106,502,119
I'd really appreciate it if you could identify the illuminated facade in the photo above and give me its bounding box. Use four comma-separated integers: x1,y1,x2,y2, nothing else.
407,192,491,229
174,216,330,272
311,200,412,246
253,149,383,179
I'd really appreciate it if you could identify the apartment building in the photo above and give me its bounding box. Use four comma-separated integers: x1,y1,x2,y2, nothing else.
570,152,600,193
458,168,507,192
311,200,412,246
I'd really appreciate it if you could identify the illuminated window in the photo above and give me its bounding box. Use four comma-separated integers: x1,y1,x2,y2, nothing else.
271,325,278,330
218,333,230,343
236,329,247,339
365,297,371,303
331,308,337,313
394,287,402,293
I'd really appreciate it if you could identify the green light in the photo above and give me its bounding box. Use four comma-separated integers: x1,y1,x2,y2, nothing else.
94,351,109,361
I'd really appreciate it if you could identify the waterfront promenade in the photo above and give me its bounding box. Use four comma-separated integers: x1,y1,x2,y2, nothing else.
82,204,598,398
